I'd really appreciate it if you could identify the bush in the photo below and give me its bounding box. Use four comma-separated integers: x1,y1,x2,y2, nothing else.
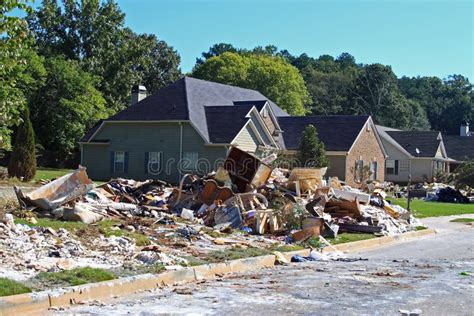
8,107,36,181
296,124,329,168
454,161,474,190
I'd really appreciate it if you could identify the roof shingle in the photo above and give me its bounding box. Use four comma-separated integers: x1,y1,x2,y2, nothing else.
386,131,441,157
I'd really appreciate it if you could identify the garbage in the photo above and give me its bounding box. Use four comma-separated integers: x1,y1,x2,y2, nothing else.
1,147,424,281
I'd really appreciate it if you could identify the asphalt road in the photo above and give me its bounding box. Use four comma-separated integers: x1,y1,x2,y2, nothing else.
54,215,474,316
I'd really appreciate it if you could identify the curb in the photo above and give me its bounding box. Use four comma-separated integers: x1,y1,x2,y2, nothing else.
0,229,436,315
0,255,275,316
322,228,437,253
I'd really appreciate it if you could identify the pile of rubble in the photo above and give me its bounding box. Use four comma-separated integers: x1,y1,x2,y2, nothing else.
2,147,422,280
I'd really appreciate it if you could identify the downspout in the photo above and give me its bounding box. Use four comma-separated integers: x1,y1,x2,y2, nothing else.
179,122,183,182
80,143,83,166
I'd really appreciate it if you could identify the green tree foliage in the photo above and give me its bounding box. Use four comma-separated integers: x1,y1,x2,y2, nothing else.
453,161,474,190
8,107,37,181
29,56,109,160
0,0,33,149
296,124,329,168
193,52,310,115
399,75,474,135
27,0,181,112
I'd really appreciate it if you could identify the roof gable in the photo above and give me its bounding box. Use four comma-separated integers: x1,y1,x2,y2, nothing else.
278,115,370,151
386,131,442,157
442,135,474,161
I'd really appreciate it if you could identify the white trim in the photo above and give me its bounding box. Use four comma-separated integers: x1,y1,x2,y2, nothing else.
230,120,267,148
246,106,279,148
78,141,110,145
326,151,348,156
260,102,283,132
348,117,388,157
376,125,413,158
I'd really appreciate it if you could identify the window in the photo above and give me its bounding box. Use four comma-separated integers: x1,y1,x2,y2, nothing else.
114,151,125,173
399,160,410,172
183,152,199,170
386,159,398,175
262,107,268,118
354,160,364,182
146,152,162,174
369,161,377,180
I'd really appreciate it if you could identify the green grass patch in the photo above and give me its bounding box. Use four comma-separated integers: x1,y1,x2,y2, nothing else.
270,244,305,252
180,256,210,267
389,198,474,218
450,218,474,223
0,278,32,297
205,247,272,263
35,267,115,287
98,220,150,246
327,233,375,245
34,168,73,181
15,217,87,232
416,226,428,231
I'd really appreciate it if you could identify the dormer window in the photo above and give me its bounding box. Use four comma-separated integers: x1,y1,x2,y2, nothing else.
262,107,268,118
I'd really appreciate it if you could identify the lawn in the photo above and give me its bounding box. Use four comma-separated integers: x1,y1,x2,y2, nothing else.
0,278,32,297
388,198,474,218
35,267,115,287
33,168,73,181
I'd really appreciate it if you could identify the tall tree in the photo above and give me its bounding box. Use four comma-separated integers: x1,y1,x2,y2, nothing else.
27,0,182,112
0,0,33,149
8,107,37,181
29,56,109,163
296,124,329,168
193,52,310,115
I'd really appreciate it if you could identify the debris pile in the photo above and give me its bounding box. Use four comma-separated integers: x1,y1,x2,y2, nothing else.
5,147,422,280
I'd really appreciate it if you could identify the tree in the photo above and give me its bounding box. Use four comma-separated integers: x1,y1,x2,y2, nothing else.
296,124,329,168
0,0,33,149
8,107,37,181
27,0,182,112
29,56,109,163
193,52,310,115
195,43,238,66
453,161,474,190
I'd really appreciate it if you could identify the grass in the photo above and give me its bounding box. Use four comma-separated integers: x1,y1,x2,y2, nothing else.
0,278,32,297
33,168,73,181
98,219,150,246
205,247,272,263
270,244,305,252
302,233,376,249
15,217,87,231
450,218,474,223
35,267,115,287
389,198,474,218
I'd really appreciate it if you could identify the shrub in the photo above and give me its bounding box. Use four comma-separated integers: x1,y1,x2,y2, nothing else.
296,124,329,168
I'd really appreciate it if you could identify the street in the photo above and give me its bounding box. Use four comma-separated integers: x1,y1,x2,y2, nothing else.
55,215,474,315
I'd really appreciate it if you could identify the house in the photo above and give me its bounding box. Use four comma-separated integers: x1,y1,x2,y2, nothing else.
443,122,474,172
80,77,386,185
376,126,452,183
278,116,386,187
80,77,287,183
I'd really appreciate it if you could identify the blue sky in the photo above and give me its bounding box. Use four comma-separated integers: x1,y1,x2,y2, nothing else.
27,0,473,79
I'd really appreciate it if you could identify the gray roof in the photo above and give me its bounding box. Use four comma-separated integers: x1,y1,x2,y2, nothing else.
278,115,370,151
386,131,442,157
442,135,474,161
205,106,253,143
84,77,288,143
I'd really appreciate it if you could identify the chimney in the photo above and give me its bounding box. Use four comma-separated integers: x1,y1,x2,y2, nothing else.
131,85,147,105
460,121,469,137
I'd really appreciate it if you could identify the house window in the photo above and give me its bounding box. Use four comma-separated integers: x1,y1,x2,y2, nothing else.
146,152,162,174
262,107,268,118
399,160,410,172
183,152,199,170
386,159,399,175
114,151,125,173
369,161,377,181
354,160,364,182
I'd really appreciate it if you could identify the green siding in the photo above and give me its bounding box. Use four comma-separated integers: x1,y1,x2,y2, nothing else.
233,124,262,153
249,112,272,146
82,122,227,183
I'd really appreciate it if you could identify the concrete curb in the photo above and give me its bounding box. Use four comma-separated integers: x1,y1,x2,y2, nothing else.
0,255,275,315
322,228,437,253
0,229,436,315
